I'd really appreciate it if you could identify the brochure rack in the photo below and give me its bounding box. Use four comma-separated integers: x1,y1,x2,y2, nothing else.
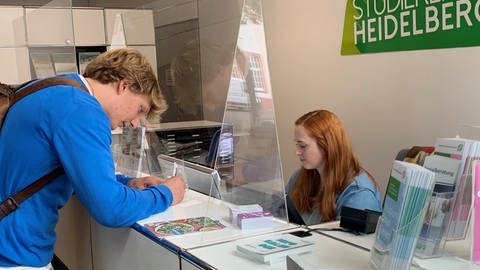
370,160,435,270
415,191,456,258
371,210,429,270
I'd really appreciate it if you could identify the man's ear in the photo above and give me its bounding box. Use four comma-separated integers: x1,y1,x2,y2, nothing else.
117,79,128,95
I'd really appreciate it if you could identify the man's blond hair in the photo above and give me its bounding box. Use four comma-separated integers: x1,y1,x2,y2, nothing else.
83,48,167,119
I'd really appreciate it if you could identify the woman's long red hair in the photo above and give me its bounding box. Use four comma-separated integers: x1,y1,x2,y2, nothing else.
290,110,376,221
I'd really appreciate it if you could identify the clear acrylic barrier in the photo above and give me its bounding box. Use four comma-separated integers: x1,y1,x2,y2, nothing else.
446,125,480,241
371,210,429,270
111,127,149,178
212,0,287,222
415,191,456,258
127,0,291,250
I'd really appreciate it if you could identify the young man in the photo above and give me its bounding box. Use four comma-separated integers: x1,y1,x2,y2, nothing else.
0,48,186,269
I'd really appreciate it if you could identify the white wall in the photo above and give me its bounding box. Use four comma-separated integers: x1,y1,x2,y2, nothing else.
262,0,480,196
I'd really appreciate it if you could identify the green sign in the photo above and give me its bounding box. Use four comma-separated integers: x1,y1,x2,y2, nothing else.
341,0,480,54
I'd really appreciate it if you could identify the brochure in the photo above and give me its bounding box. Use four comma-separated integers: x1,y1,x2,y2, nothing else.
144,216,225,238
236,234,314,264
370,160,435,270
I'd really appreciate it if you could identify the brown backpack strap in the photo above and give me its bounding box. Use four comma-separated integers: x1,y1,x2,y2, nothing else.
0,76,89,220
0,167,64,219
11,77,88,105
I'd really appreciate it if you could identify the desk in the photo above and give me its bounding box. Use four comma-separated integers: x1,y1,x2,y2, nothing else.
183,229,372,270
90,191,479,270
412,228,479,270
309,221,480,270
91,189,296,270
310,221,374,251
135,189,296,249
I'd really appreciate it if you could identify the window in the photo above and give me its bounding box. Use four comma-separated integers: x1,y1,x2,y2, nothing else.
248,54,264,90
232,60,244,79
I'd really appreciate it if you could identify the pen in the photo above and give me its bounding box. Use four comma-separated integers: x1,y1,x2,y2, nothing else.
172,162,178,177
211,170,222,199
172,162,188,189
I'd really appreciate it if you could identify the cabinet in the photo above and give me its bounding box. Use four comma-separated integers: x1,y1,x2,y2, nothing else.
104,9,155,45
55,197,93,270
104,9,157,75
145,121,234,194
0,6,157,84
72,8,106,46
25,7,107,47
0,47,31,84
147,121,225,168
0,6,26,47
0,7,29,84
25,8,75,46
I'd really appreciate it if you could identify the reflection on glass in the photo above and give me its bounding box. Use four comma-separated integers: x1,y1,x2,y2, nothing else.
162,40,204,122
112,0,288,224
212,0,286,223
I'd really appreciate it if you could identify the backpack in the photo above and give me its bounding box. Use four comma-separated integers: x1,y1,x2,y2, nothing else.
0,81,18,125
0,77,88,220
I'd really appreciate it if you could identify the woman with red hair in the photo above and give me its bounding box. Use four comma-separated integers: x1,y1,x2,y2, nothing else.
286,109,382,225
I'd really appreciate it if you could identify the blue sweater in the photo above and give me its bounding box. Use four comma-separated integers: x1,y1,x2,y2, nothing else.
0,74,173,267
286,170,383,225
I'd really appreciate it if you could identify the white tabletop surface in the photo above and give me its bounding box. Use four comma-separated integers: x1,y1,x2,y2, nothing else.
308,221,480,270
132,191,479,269
136,189,297,250
309,221,375,251
185,229,373,270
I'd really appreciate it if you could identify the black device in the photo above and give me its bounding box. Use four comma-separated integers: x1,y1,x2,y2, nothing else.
339,206,382,234
289,230,312,238
285,194,306,226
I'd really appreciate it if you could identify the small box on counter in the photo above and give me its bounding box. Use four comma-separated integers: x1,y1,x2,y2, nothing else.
237,211,273,230
229,204,263,225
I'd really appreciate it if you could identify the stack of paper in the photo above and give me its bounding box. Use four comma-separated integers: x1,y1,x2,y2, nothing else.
370,160,435,270
237,211,273,230
236,234,314,264
229,204,263,225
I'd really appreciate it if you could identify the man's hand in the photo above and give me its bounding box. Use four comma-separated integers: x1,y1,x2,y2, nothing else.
162,176,186,205
127,175,186,205
127,176,164,189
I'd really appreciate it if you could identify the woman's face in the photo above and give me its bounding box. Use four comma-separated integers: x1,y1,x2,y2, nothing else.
294,125,325,172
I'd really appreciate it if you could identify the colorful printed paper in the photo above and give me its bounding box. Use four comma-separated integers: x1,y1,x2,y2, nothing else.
144,216,225,238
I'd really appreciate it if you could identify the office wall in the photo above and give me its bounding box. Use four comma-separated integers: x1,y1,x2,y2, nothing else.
262,0,480,196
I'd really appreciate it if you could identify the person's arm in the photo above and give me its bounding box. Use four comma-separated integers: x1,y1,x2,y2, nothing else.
337,172,383,215
53,101,180,227
116,175,164,189
116,174,133,185
341,189,383,212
